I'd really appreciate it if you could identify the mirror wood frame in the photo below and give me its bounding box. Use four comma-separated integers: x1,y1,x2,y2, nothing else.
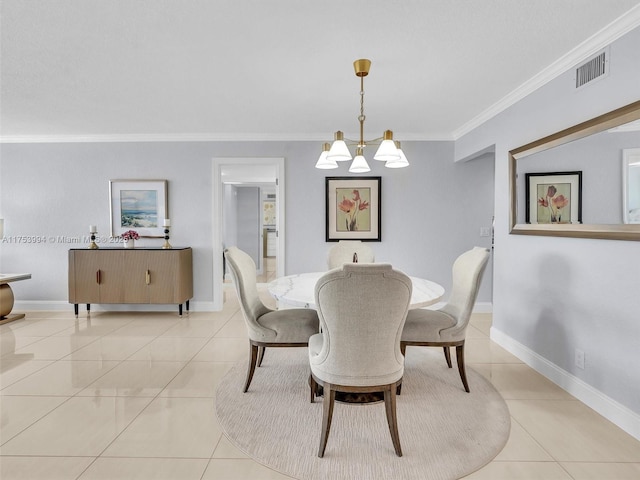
509,99,640,241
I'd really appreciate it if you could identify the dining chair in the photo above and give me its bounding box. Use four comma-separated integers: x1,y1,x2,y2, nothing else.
309,263,412,457
400,246,490,393
326,240,375,269
224,246,320,392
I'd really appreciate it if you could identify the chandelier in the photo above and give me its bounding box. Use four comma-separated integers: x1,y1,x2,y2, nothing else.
315,59,409,172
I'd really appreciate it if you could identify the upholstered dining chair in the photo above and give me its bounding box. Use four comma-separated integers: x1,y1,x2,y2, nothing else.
224,246,319,392
401,246,490,393
327,240,375,269
309,263,412,457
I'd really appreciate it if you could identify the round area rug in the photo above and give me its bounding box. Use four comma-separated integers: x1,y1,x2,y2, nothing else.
216,347,510,480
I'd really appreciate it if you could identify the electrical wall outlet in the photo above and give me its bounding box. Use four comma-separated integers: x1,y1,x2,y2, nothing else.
575,348,585,369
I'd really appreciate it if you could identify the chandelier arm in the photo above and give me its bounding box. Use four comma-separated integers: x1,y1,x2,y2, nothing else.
331,136,385,146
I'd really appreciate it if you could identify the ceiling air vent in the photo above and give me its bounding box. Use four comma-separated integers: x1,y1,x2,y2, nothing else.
575,49,608,89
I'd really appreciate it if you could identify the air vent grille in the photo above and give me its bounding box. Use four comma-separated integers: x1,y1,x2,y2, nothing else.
575,51,607,88
267,194,276,199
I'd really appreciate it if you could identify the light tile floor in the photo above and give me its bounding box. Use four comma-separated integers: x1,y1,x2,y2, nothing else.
1,289,639,479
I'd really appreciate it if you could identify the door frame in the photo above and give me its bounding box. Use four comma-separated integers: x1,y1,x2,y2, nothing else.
212,157,285,310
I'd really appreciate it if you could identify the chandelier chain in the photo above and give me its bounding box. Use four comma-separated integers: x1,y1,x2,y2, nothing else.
359,75,365,148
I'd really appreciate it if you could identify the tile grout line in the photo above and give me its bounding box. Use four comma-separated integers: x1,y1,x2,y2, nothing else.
76,306,243,468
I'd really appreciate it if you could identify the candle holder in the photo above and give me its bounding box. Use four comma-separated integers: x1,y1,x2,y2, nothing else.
162,227,172,249
88,229,99,249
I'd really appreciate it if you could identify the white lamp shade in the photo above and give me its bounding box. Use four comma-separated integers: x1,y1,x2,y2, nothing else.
349,154,370,173
327,140,352,161
315,150,339,169
373,139,400,161
385,147,409,168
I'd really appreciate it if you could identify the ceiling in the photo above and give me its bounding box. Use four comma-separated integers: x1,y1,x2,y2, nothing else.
1,0,640,143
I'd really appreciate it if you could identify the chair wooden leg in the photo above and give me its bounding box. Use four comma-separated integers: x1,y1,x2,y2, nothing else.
243,343,259,393
257,346,266,367
318,384,336,457
455,343,470,393
309,374,317,403
400,342,407,356
384,383,403,457
443,346,452,368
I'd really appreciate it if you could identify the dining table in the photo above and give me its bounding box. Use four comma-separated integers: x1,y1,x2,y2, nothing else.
267,271,444,310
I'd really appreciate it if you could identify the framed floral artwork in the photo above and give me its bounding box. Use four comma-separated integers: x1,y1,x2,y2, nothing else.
110,179,168,237
525,172,582,224
326,176,381,241
263,200,276,226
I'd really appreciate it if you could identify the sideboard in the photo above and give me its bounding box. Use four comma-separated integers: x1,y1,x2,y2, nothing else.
68,247,193,316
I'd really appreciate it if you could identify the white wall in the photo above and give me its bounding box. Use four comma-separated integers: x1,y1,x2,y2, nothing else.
223,184,238,250
456,26,640,432
0,140,494,312
0,142,216,307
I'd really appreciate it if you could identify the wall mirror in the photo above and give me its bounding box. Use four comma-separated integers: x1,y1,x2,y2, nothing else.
509,100,640,241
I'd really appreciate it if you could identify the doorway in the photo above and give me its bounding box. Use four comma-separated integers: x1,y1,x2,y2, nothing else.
212,157,285,311
222,183,276,282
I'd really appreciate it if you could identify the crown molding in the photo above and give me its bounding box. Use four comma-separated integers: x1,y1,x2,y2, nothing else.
452,4,640,140
0,133,321,144
0,131,452,144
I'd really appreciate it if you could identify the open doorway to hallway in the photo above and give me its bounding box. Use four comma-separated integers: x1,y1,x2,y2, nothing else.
212,158,286,310
222,182,277,285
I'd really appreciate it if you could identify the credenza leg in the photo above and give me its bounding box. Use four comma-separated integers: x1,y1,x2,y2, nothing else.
179,304,183,316
86,304,91,313
186,300,190,312
74,304,79,317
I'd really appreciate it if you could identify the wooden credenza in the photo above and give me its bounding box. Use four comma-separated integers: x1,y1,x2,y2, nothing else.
68,247,193,316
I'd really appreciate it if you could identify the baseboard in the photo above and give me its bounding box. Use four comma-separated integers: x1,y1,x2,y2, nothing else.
13,300,218,313
13,299,490,315
490,326,640,441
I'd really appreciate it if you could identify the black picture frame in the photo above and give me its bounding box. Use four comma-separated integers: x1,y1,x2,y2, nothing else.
525,171,582,224
325,176,381,241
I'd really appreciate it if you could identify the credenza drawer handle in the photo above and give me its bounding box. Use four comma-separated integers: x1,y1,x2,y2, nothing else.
146,270,151,285
96,270,101,284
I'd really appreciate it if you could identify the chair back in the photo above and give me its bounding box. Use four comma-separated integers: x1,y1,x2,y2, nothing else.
312,263,412,386
441,247,490,334
327,240,375,269
224,247,271,339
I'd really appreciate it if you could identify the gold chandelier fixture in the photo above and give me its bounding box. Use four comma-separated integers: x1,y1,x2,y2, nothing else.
315,59,409,172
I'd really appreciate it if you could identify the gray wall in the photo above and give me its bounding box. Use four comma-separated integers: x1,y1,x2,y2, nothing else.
0,140,494,311
456,26,640,419
235,186,261,268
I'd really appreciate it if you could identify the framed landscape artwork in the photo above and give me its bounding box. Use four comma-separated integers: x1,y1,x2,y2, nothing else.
326,176,381,241
525,172,582,224
110,179,168,237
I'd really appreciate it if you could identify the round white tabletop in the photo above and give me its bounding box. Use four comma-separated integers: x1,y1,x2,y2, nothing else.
267,272,444,310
